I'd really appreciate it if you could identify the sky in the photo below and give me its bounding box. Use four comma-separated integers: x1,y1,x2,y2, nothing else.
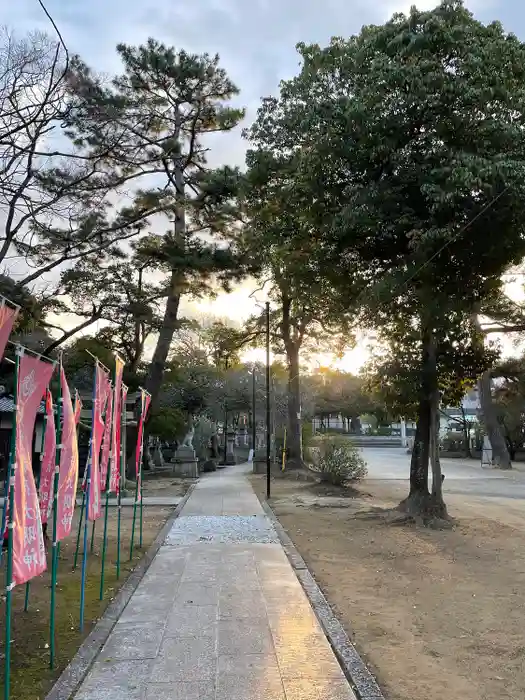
3,0,524,371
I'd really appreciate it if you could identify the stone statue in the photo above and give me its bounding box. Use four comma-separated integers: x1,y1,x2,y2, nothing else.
181,425,194,448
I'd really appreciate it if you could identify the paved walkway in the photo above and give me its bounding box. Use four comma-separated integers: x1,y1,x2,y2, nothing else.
74,465,356,700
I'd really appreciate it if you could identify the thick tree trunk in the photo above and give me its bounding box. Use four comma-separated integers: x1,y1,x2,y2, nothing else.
145,273,181,412
285,342,303,468
126,279,180,479
128,116,185,478
399,323,446,518
478,370,512,469
430,389,446,513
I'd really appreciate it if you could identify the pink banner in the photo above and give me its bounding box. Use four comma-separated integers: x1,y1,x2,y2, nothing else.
88,363,108,521
74,390,82,426
135,392,151,503
38,390,56,525
12,352,54,586
100,388,113,491
109,357,125,494
0,301,18,361
56,367,79,541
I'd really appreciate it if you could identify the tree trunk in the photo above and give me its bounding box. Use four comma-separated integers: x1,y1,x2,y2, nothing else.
399,322,446,518
285,341,303,468
145,273,181,412
429,389,446,514
478,370,512,469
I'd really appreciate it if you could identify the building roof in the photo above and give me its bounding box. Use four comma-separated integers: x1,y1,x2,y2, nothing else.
0,396,45,414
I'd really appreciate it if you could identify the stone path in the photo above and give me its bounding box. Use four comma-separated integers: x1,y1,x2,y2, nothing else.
74,465,357,700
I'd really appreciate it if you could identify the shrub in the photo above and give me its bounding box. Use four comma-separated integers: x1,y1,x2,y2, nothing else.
306,436,368,486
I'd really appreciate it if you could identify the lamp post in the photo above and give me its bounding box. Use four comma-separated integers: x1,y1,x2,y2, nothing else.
265,302,271,499
251,365,256,453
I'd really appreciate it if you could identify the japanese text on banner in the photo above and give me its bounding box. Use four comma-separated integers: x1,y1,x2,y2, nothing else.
38,390,56,525
12,354,54,586
88,363,109,521
56,366,79,541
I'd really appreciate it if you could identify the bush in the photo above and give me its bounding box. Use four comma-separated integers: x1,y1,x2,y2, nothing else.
306,436,368,486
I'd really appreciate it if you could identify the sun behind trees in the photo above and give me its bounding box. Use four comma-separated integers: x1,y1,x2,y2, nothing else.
5,2,525,524
240,0,525,519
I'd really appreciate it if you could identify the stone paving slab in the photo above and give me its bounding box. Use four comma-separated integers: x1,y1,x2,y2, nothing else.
165,514,279,545
72,466,357,700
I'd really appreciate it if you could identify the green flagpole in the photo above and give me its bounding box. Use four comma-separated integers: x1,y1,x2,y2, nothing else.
90,519,96,553
24,396,48,612
49,357,63,668
72,488,84,570
129,390,143,561
4,348,20,700
139,457,144,549
129,479,138,561
116,384,127,578
99,381,113,601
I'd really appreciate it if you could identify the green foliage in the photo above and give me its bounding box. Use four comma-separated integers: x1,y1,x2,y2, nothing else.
306,435,368,485
147,407,186,441
492,354,525,458
365,317,497,419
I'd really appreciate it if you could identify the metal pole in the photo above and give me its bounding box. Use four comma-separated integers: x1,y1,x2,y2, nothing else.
50,360,63,668
4,349,20,700
117,387,126,575
99,383,113,600
80,365,97,632
130,391,145,560
252,367,256,452
265,302,271,499
223,404,228,464
73,489,85,570
90,519,96,553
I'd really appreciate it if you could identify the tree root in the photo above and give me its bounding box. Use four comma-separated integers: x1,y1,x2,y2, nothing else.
352,506,455,529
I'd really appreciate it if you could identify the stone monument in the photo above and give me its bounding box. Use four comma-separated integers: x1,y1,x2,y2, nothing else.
253,428,267,474
172,425,198,477
224,429,236,465
153,441,165,468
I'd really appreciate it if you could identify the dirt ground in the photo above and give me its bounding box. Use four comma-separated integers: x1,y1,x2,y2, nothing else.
140,474,193,497
0,502,173,700
251,473,525,700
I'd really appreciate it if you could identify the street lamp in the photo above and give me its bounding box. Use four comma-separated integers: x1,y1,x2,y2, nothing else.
251,365,256,453
249,291,272,499
265,301,271,499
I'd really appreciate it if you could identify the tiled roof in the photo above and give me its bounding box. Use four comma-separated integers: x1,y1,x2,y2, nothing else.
0,396,45,413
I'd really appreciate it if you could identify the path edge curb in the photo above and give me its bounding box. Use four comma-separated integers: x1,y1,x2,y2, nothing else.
45,483,197,700
261,499,386,700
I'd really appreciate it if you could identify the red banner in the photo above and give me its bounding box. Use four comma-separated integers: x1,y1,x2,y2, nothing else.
0,301,18,361
74,390,82,426
12,352,54,586
56,367,79,541
135,391,151,503
88,363,108,521
100,388,113,491
38,390,56,525
109,356,125,494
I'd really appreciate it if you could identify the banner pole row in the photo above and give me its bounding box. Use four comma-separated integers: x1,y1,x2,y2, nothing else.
49,357,64,668
116,385,127,579
99,377,115,600
4,348,20,700
79,363,98,633
24,391,50,612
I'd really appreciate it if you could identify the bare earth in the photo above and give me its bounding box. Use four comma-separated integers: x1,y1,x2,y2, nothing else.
251,473,525,700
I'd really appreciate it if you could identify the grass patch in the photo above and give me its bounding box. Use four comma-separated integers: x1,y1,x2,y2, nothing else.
0,505,171,699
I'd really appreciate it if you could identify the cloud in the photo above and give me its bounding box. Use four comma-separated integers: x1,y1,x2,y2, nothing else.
3,0,521,353
3,0,517,172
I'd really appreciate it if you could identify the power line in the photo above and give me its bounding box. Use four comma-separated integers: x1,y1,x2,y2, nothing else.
385,183,512,302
